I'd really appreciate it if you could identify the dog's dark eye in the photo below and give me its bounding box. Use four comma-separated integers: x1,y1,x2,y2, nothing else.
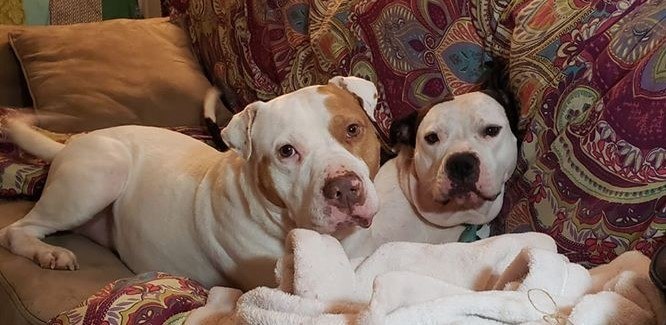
278,145,296,158
424,132,439,144
347,123,361,137
483,125,502,137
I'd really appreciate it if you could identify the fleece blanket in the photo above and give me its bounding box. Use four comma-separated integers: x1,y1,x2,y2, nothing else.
186,230,665,325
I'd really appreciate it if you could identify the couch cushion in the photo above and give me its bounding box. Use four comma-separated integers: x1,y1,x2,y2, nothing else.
0,25,32,107
0,200,134,324
170,0,499,136
50,272,208,324
497,0,665,265
8,17,212,133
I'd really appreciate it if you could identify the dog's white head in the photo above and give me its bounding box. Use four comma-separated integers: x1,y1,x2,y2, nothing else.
221,76,381,234
390,91,518,226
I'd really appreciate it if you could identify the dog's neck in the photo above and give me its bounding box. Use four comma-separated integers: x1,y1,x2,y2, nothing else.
395,148,493,229
206,153,294,240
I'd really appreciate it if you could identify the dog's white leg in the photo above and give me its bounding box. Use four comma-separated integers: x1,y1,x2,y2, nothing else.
0,221,79,270
0,136,130,270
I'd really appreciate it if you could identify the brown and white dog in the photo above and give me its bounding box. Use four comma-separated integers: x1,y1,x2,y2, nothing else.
341,91,518,258
0,76,381,290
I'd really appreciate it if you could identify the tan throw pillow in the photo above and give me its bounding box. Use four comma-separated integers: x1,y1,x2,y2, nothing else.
9,18,212,132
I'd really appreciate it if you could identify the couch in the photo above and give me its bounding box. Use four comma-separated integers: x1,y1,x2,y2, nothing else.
0,17,228,324
1,0,665,323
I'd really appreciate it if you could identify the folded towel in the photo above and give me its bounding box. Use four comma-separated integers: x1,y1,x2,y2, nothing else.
278,229,557,303
191,230,665,324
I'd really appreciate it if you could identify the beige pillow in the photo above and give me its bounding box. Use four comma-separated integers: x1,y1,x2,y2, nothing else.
9,18,212,132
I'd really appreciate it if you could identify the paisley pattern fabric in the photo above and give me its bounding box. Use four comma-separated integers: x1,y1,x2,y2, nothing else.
48,272,207,325
171,0,664,266
0,107,223,199
170,0,494,134
497,0,666,267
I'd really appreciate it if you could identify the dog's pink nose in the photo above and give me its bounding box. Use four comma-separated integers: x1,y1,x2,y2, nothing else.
323,173,365,211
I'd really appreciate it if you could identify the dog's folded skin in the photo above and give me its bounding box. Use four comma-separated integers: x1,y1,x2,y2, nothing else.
0,76,383,290
341,92,519,258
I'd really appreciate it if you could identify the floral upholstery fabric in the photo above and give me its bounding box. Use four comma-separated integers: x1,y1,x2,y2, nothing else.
170,0,664,266
170,0,500,134
48,272,207,325
0,108,51,199
0,107,222,199
497,0,665,266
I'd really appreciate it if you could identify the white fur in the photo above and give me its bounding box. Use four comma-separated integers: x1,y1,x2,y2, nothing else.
341,92,518,258
5,119,64,161
203,87,222,122
0,76,380,290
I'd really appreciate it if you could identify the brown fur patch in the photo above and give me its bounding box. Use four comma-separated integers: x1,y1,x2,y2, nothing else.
257,156,286,208
318,84,381,178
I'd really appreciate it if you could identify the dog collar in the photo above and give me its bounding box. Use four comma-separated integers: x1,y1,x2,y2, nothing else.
458,224,480,243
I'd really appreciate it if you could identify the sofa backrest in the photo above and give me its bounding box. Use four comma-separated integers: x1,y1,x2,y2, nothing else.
0,25,32,108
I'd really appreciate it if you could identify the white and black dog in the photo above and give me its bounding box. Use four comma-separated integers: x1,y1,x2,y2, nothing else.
341,85,519,258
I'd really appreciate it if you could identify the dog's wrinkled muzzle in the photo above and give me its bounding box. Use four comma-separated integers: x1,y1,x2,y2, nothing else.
322,172,376,230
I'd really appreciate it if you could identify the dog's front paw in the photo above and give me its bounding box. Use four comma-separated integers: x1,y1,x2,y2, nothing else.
33,247,79,271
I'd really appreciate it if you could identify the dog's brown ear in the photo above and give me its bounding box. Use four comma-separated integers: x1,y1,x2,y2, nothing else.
221,101,262,160
328,76,378,122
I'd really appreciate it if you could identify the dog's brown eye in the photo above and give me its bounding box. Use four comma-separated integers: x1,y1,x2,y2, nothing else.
278,145,296,158
424,132,439,144
483,125,502,137
347,123,361,137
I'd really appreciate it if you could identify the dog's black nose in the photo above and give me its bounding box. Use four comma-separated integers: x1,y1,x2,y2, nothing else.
323,173,365,211
445,152,480,185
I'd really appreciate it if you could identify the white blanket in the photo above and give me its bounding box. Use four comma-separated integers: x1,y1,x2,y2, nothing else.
188,230,666,325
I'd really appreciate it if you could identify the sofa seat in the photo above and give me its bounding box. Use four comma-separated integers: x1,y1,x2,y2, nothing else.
0,200,133,324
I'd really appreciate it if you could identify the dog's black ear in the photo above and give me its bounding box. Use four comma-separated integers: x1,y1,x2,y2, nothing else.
388,93,454,149
388,101,441,149
480,60,520,139
389,111,419,148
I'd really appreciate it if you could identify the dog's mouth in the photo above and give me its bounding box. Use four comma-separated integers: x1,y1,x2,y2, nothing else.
335,215,372,229
436,187,500,206
323,203,376,233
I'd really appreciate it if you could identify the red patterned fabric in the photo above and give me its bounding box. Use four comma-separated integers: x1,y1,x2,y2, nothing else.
170,0,496,135
496,0,666,266
49,272,207,325
170,0,664,266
